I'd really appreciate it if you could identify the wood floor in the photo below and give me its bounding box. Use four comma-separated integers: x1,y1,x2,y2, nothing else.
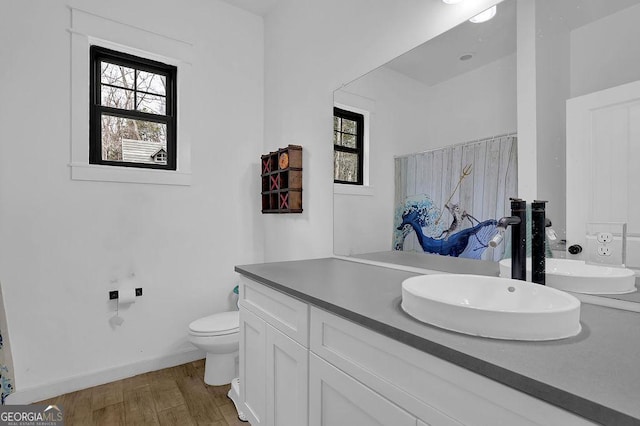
35,359,246,426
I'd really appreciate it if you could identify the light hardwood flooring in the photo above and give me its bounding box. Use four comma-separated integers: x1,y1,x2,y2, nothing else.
35,359,246,426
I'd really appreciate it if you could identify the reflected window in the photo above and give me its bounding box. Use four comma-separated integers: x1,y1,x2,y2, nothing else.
333,107,364,185
90,46,177,170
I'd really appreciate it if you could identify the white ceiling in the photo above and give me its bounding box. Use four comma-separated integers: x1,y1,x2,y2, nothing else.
218,0,640,86
384,0,639,87
537,0,640,31
385,0,517,87
217,0,284,16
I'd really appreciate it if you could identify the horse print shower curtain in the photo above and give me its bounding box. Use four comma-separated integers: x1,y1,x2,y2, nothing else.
394,134,517,262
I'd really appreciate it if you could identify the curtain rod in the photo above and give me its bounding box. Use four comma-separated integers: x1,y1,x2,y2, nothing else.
393,131,517,159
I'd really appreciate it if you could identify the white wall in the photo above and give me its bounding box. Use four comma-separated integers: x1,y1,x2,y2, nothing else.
531,1,640,241
570,3,640,98
516,0,538,204
334,54,516,256
535,4,570,240
263,0,503,262
421,53,517,153
333,67,431,255
0,0,263,399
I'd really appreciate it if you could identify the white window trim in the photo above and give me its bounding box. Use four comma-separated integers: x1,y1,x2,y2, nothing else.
333,184,375,196
69,7,193,186
333,90,374,196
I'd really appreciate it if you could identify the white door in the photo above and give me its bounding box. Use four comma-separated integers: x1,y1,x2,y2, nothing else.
566,80,640,271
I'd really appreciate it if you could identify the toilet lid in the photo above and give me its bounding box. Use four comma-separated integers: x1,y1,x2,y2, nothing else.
189,311,239,336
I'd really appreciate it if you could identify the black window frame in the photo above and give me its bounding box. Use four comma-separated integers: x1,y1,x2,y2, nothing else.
90,45,178,170
333,107,364,185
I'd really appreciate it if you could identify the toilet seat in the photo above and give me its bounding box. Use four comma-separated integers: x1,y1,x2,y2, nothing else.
189,311,239,337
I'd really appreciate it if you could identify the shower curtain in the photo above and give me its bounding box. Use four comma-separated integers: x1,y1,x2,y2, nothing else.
0,282,15,404
394,134,517,261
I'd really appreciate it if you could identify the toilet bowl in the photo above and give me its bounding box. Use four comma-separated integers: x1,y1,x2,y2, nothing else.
188,310,239,386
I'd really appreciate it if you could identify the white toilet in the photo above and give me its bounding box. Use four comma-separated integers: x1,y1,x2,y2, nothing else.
188,310,239,386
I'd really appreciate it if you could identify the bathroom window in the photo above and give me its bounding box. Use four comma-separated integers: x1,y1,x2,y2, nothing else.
333,107,364,185
90,45,177,170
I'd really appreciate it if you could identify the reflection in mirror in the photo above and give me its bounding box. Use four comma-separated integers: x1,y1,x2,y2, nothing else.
537,0,640,303
333,0,640,303
333,0,516,260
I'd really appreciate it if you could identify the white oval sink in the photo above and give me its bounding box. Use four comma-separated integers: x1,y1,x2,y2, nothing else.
401,274,581,341
499,258,637,294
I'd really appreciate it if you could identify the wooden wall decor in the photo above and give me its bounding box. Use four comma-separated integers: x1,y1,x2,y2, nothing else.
261,145,303,213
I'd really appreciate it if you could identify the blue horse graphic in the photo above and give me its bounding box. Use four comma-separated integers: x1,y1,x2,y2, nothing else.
397,208,497,258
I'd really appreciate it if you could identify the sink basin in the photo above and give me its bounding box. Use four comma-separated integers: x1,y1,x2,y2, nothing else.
499,258,637,294
401,274,581,341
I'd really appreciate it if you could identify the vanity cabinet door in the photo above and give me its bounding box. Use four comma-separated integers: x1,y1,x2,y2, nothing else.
266,324,309,426
240,304,309,426
240,307,266,425
309,353,416,426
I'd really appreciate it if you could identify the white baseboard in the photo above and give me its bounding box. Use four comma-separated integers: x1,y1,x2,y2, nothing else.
5,349,204,404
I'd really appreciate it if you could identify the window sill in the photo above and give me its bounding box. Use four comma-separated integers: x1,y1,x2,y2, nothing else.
333,184,374,196
70,163,191,186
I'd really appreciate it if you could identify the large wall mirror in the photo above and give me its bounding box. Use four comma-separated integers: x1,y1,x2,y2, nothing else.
333,0,640,304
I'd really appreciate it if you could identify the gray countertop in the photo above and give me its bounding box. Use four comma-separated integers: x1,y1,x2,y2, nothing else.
235,257,640,426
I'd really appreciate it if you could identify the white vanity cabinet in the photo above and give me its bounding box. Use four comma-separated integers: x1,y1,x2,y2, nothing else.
239,277,597,426
239,277,309,426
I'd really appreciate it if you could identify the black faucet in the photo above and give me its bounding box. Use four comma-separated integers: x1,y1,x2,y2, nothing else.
510,198,527,281
490,198,547,284
490,198,527,281
531,200,547,285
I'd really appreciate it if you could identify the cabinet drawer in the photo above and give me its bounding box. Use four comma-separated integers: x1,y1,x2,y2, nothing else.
240,276,309,347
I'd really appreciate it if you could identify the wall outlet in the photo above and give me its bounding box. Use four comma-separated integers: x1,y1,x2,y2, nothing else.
597,232,613,244
597,246,612,256
586,222,627,266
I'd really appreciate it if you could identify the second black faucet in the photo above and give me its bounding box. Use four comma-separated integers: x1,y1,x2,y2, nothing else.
490,198,547,284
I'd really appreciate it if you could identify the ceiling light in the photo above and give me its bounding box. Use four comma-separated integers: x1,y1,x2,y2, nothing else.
442,0,464,4
469,5,497,23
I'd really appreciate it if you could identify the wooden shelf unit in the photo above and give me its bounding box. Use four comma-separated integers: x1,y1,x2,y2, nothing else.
261,145,303,213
